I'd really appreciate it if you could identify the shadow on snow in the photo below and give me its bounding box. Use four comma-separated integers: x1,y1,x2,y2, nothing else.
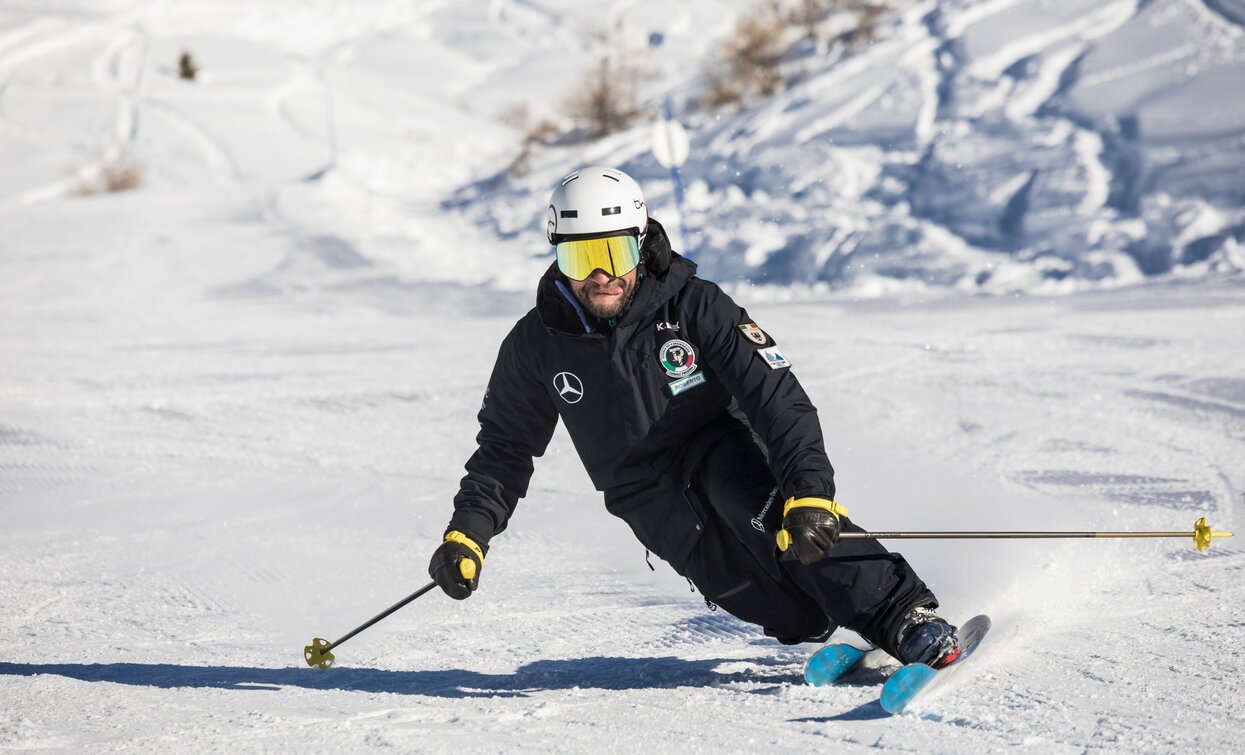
0,656,800,698
789,699,891,722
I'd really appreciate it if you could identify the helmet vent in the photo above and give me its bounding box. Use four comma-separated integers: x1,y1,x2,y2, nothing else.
601,206,621,216
561,173,580,186
601,171,621,182
560,210,578,218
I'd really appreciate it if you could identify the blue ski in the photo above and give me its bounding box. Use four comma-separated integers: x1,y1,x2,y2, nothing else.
804,642,887,686
879,614,992,715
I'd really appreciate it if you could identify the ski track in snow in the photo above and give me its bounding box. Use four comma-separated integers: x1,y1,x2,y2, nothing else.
1,0,1243,752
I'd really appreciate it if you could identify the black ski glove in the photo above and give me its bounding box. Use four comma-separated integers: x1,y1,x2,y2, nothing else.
776,497,848,566
428,530,486,600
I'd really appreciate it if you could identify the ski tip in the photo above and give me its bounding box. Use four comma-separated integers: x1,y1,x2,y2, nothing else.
878,614,992,714
964,614,991,633
804,644,867,687
959,615,992,653
879,663,937,715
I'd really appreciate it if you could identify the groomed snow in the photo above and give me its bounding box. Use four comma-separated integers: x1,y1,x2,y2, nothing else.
1,1,1243,752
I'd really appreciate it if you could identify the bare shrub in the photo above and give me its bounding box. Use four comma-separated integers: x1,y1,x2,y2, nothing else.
561,24,646,139
178,51,198,81
703,7,788,109
73,145,145,196
781,0,890,50
700,0,894,111
501,104,562,176
102,159,144,192
835,2,888,50
789,0,847,42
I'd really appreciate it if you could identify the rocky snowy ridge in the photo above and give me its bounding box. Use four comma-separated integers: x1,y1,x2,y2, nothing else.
2,1,1241,295
452,0,1245,295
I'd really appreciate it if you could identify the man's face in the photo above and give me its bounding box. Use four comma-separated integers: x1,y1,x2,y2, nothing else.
569,266,639,319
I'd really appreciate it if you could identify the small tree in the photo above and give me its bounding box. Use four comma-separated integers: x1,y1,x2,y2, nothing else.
790,0,842,42
782,0,890,50
101,155,144,192
835,2,888,50
178,51,198,81
561,24,646,139
703,8,788,109
701,0,894,110
500,104,562,176
73,143,145,195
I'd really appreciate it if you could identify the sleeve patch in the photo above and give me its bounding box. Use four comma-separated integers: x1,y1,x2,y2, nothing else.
738,322,768,346
758,346,791,370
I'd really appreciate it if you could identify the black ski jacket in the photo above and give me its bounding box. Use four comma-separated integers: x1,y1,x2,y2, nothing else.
448,222,836,569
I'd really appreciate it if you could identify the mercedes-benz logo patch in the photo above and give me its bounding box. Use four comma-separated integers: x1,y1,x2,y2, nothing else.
553,371,584,404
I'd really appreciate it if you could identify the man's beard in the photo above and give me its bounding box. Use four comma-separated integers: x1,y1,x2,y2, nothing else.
574,275,637,319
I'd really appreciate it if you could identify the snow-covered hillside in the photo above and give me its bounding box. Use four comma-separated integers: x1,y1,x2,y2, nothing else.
1,1,1243,752
3,0,1242,295
449,0,1245,294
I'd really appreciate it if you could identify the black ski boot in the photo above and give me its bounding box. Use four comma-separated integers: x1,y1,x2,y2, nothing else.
894,605,961,669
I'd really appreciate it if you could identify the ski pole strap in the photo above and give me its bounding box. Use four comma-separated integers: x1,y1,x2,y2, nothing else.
782,497,849,519
444,530,485,578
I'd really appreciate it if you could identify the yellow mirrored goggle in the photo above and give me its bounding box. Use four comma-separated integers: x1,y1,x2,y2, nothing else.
555,234,641,281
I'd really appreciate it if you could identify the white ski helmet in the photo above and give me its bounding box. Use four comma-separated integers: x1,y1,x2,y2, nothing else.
546,166,648,245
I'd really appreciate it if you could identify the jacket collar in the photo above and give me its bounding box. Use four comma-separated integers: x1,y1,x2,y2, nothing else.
536,243,696,337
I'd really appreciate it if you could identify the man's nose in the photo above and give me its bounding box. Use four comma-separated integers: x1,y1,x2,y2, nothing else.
586,269,612,284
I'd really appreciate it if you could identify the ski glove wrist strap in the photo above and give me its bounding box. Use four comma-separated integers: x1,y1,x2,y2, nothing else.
776,497,848,566
444,530,485,577
781,497,848,520
429,530,486,600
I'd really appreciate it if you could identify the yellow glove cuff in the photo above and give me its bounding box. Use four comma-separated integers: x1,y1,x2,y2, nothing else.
781,496,848,519
445,530,484,580
776,497,849,552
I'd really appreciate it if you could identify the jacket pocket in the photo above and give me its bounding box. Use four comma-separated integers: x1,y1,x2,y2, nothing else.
604,475,704,572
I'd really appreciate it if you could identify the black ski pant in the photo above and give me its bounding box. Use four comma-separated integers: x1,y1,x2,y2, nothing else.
606,425,935,657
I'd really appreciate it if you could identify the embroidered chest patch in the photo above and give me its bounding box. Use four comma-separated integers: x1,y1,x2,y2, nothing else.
659,339,697,378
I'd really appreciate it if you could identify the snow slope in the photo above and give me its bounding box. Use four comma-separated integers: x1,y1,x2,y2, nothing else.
1,0,1243,752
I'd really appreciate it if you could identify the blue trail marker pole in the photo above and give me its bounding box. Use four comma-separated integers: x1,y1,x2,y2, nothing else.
648,30,693,259
662,98,691,258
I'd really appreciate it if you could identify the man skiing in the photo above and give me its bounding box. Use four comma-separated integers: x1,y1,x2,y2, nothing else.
428,166,960,668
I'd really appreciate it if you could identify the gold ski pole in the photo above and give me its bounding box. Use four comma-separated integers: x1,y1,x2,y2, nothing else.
838,517,1232,553
304,580,438,669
